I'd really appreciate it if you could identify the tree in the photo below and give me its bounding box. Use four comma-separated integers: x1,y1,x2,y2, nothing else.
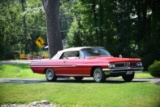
0,0,45,59
0,0,24,59
66,0,160,70
42,0,63,58
21,0,28,54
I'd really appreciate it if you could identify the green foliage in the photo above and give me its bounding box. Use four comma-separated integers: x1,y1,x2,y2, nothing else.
1,0,73,60
67,0,139,56
148,61,160,77
66,0,160,70
142,53,155,71
0,0,46,60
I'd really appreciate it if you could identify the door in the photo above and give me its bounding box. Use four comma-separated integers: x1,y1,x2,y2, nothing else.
56,51,87,76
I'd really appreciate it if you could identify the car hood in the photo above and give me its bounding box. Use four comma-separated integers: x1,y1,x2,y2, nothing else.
86,56,141,63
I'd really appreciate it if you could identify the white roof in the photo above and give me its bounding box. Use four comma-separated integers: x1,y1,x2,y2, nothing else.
60,46,91,52
52,46,102,59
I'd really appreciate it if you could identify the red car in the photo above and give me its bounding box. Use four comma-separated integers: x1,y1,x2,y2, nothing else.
30,47,143,82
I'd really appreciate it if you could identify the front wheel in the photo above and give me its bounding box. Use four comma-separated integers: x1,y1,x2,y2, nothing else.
93,67,105,82
45,68,57,82
122,73,134,82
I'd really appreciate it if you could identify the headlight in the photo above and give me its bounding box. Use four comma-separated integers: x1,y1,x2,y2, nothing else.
108,64,115,69
136,62,143,67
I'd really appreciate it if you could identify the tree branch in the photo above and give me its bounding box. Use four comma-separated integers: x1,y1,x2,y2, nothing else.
42,0,48,12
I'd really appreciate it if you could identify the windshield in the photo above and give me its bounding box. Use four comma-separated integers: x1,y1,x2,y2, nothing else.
81,48,111,57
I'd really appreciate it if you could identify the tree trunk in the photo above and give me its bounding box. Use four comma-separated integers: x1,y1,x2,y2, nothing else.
92,0,99,45
42,0,63,58
21,0,28,54
99,0,104,46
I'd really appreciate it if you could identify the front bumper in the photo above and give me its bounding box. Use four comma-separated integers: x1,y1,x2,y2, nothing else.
103,67,143,76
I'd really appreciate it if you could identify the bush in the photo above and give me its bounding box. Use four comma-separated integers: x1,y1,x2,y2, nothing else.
142,53,155,70
148,61,160,77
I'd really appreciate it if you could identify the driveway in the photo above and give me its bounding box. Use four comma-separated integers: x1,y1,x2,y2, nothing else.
0,59,48,65
0,78,160,85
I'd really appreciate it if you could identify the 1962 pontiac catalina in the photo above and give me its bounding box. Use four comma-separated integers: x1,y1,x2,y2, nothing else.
30,47,143,82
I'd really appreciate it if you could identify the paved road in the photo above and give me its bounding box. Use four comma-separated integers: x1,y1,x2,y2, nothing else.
0,78,160,85
0,59,48,65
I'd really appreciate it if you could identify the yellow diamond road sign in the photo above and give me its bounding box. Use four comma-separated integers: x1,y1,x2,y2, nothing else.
35,36,44,47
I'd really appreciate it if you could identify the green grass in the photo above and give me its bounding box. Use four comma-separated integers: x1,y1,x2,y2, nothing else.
0,82,160,107
135,72,153,78
0,64,44,78
0,64,154,79
0,64,160,107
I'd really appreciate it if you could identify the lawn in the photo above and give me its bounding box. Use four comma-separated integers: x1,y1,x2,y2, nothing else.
0,82,160,107
0,64,160,107
0,64,45,78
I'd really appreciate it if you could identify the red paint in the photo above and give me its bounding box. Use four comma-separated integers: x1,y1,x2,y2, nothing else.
30,56,141,76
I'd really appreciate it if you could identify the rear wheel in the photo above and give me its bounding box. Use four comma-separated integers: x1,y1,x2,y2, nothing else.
122,73,134,82
45,68,57,82
74,77,83,81
93,67,105,82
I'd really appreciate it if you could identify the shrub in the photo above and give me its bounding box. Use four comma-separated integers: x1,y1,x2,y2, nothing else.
148,61,160,77
142,53,155,70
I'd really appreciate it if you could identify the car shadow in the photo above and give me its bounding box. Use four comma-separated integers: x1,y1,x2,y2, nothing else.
0,78,47,84
55,78,148,84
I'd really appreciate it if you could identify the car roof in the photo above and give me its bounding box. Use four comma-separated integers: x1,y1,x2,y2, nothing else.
59,46,104,52
60,46,90,52
52,46,103,59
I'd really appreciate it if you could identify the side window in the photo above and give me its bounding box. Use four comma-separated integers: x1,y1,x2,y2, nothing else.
79,51,84,59
60,51,80,59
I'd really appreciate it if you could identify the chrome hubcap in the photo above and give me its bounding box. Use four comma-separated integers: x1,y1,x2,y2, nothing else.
94,69,102,82
46,69,54,80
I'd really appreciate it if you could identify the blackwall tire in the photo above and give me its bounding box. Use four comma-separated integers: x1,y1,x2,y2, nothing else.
45,68,57,82
93,67,105,82
122,73,135,82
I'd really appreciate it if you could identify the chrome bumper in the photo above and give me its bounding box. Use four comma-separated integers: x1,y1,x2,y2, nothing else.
103,67,143,75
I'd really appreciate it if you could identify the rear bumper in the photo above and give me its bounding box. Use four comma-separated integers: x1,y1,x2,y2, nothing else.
103,67,143,76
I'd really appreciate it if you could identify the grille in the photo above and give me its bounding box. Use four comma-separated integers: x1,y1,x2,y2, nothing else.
130,62,137,67
115,63,128,67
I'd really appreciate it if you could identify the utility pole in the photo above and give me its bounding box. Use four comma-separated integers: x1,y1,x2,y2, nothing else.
21,0,28,54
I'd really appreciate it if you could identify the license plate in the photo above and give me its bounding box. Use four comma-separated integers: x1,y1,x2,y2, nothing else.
126,71,133,75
